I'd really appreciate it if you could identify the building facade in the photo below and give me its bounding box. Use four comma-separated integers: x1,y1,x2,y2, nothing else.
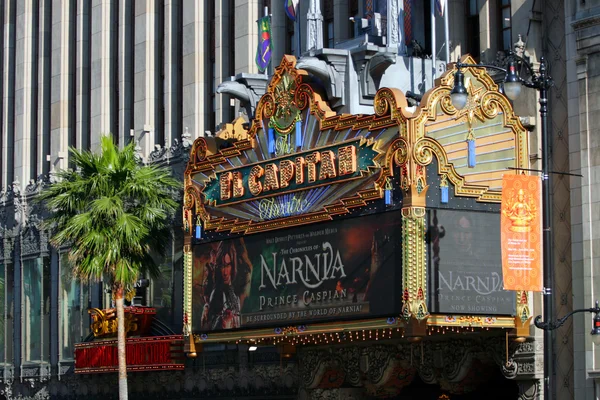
0,0,596,399
566,1,600,399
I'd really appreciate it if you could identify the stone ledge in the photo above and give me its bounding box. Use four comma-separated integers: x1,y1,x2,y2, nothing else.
572,15,600,55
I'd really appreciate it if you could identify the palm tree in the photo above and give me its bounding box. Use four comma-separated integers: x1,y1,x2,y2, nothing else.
39,137,179,400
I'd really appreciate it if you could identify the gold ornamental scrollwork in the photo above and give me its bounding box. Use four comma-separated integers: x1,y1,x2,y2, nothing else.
247,55,335,140
88,308,139,338
183,188,196,211
294,83,313,112
392,138,409,166
413,138,435,166
183,186,205,214
412,136,501,202
373,87,410,123
439,92,457,116
479,91,504,119
261,93,277,120
374,138,408,190
193,137,208,163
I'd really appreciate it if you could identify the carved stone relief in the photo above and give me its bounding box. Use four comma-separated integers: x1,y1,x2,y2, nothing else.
298,336,541,398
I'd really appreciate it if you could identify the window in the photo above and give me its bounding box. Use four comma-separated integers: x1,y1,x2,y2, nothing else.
0,263,14,366
500,0,512,51
147,232,180,328
0,264,5,364
349,0,359,38
59,254,89,361
466,0,480,60
22,258,50,363
0,264,15,364
286,13,295,55
324,0,334,48
150,247,175,325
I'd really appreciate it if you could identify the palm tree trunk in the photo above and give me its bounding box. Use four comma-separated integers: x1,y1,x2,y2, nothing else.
115,285,128,400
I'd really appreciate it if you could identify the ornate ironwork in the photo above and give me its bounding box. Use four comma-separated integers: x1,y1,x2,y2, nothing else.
534,301,600,331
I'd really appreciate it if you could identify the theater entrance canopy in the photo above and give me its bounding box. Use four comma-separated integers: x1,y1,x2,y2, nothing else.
182,55,531,353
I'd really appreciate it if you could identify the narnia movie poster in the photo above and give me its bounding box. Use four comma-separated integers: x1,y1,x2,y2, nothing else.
192,212,402,332
427,209,516,316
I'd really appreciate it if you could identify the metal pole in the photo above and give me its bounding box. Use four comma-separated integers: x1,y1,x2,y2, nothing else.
443,1,450,63
297,5,302,57
264,6,269,76
539,56,555,400
430,0,436,79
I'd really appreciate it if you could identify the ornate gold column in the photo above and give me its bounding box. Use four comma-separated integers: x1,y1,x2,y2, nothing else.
394,122,429,325
181,138,209,357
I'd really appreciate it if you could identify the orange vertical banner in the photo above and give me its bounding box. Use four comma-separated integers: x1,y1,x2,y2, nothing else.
501,174,543,291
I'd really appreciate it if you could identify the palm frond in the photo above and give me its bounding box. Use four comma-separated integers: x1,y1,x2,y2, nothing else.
41,135,178,291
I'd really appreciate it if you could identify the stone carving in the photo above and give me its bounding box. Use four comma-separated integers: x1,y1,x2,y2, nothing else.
351,46,397,105
21,366,41,378
169,138,191,162
0,337,544,398
2,236,14,262
512,34,531,65
24,175,49,195
415,342,438,385
0,204,6,228
296,52,348,109
298,348,331,388
181,127,193,149
440,340,475,382
338,346,361,386
20,227,40,257
298,337,541,395
387,0,404,52
58,364,72,376
483,336,542,381
363,345,395,384
148,144,167,163
216,74,268,119
3,361,298,399
305,388,340,400
13,181,24,226
147,134,193,165
518,379,542,400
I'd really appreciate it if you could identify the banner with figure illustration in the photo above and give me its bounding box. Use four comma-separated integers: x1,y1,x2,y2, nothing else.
192,212,402,332
501,174,543,292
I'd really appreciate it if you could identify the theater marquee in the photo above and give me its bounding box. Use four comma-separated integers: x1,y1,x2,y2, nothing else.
182,54,532,347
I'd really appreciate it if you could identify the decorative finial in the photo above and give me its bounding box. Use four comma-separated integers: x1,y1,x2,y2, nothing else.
514,34,525,58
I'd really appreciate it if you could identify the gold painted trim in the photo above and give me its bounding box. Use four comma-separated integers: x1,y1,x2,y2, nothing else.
192,314,516,344
182,244,193,339
410,54,529,202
